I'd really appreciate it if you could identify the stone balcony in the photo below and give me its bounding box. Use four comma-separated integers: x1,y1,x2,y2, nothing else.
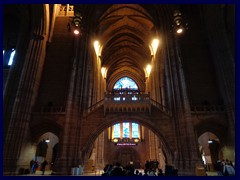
190,105,225,113
104,93,151,115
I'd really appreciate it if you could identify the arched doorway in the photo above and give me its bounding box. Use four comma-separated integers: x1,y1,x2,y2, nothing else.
198,132,222,171
35,132,59,172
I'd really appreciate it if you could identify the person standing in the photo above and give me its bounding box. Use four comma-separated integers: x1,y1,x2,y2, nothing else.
33,161,39,174
41,160,48,175
30,159,35,174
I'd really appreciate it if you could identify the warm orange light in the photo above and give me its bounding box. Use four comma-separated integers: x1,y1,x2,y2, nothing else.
74,29,80,35
146,64,152,78
151,39,159,55
101,67,107,78
113,138,118,143
134,138,139,143
94,40,101,56
176,28,183,34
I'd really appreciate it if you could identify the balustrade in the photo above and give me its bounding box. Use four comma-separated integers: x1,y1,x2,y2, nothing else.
104,93,151,114
190,105,224,112
33,106,65,113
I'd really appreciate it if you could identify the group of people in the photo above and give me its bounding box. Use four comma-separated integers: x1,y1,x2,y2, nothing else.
101,161,178,176
215,159,235,176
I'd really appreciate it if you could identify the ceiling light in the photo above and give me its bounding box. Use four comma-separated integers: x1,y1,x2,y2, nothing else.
172,10,188,35
74,29,80,35
176,27,183,34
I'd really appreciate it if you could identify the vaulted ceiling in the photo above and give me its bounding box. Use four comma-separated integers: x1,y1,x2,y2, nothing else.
75,4,166,90
98,5,154,85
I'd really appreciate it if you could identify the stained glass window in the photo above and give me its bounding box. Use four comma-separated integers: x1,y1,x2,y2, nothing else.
113,123,120,138
123,123,129,138
112,122,139,139
132,123,139,138
113,77,138,90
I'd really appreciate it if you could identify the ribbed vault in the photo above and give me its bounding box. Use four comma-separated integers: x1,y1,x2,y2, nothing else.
73,4,160,92
98,4,155,90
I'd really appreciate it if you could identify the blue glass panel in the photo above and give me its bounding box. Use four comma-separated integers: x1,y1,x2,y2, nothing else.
113,77,138,90
113,124,120,138
132,123,139,138
123,123,129,138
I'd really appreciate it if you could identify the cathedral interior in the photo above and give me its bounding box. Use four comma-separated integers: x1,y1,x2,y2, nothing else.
3,4,235,176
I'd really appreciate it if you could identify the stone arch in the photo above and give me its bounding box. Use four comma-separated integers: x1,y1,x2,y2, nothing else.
81,114,174,165
194,118,228,145
30,119,63,142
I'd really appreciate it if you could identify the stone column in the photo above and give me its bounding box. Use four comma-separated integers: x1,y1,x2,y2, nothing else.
164,31,202,175
3,6,48,174
52,34,81,175
202,5,235,149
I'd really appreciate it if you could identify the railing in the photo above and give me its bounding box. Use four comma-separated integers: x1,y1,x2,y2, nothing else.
104,93,151,115
85,99,105,115
190,105,224,112
104,93,150,102
33,106,66,114
150,99,171,116
58,5,74,16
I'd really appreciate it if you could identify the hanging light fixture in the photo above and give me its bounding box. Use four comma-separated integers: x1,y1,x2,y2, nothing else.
172,10,188,35
71,12,83,36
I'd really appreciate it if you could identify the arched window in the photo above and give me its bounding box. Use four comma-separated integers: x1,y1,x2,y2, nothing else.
113,123,120,138
132,123,139,138
123,122,129,138
113,77,138,90
112,122,140,139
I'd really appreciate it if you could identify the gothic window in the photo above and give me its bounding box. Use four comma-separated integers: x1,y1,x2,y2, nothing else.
113,76,138,90
123,122,129,138
112,122,140,139
113,123,120,138
132,123,139,138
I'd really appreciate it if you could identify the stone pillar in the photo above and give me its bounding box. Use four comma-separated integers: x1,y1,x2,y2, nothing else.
3,6,48,174
148,130,157,160
202,6,235,150
52,35,81,175
164,30,203,175
96,132,105,170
